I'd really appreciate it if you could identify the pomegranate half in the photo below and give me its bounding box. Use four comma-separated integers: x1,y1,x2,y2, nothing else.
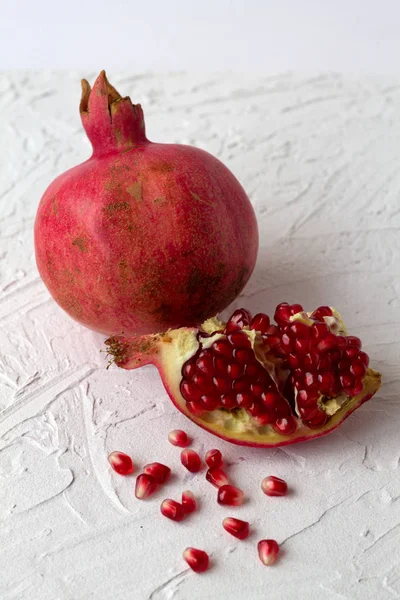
105,303,381,447
34,71,258,335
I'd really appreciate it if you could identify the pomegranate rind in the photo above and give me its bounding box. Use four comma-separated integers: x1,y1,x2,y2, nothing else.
106,322,382,448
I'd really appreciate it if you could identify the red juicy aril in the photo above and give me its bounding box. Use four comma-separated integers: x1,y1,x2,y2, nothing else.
105,303,381,447
34,71,258,336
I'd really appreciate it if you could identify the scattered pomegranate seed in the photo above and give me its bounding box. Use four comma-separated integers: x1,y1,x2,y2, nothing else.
108,451,134,475
258,539,280,566
181,449,202,473
144,462,171,484
182,490,197,514
160,498,185,522
168,429,190,447
205,448,223,468
183,547,210,573
135,473,157,499
261,476,288,497
217,484,244,506
223,517,250,540
206,467,230,488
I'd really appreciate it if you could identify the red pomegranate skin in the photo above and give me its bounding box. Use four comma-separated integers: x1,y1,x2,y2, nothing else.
34,72,258,335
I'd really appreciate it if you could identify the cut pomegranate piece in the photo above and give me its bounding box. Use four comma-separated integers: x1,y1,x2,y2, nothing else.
135,473,157,499
258,539,280,566
160,499,185,522
168,429,190,447
108,451,134,475
182,490,197,514
223,517,250,540
143,462,171,484
106,303,381,448
183,547,209,573
217,484,245,506
180,449,202,473
261,476,288,497
206,467,230,488
205,448,223,468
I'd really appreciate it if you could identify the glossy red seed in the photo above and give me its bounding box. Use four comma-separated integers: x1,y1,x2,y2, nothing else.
340,373,354,389
214,356,229,373
220,393,237,409
346,336,362,349
135,473,157,499
183,547,209,573
245,362,260,378
274,302,293,326
144,462,171,484
196,355,214,375
108,451,134,475
350,360,367,378
186,401,205,416
311,321,330,340
218,484,245,506
234,348,254,363
317,355,332,371
192,373,215,393
182,490,197,514
201,395,220,410
205,449,223,468
212,339,233,358
226,308,252,329
213,376,231,394
311,306,333,320
180,380,202,402
160,499,185,522
273,416,297,436
303,351,319,368
261,476,288,497
289,321,311,338
299,405,319,420
223,517,250,540
350,379,364,396
305,410,328,429
318,371,335,394
206,467,230,488
317,333,338,352
291,303,304,315
258,539,280,566
227,331,251,348
250,382,264,396
261,391,281,409
182,360,196,379
304,372,316,387
250,313,270,333
297,386,319,405
168,429,190,447
288,353,301,369
344,346,359,359
236,392,254,408
227,363,245,379
294,337,310,354
254,412,275,426
181,449,202,473
358,351,370,367
281,333,293,352
336,336,348,349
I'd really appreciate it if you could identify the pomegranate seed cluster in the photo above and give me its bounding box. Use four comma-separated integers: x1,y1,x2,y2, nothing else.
108,432,286,572
179,304,370,432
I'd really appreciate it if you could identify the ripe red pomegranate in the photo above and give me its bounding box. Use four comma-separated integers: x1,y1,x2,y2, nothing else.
105,303,381,447
34,71,258,335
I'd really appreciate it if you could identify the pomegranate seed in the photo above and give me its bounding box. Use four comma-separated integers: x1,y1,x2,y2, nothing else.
311,306,333,320
227,331,251,348
206,467,230,488
220,393,237,409
180,380,202,402
274,302,293,326
350,359,367,378
182,359,196,378
311,321,330,340
181,449,202,473
144,462,171,484
273,416,297,436
358,351,370,367
183,547,209,573
305,410,328,429
186,401,205,416
192,373,214,393
346,335,362,349
182,490,197,514
160,498,185,522
317,355,332,371
288,353,300,369
250,382,264,396
214,356,229,374
288,321,310,338
297,386,319,404
168,429,190,447
217,484,244,506
212,339,233,358
336,336,347,349
227,363,245,379
246,362,260,378
234,348,254,363
250,313,270,333
291,303,304,315
350,379,364,396
304,371,316,387
196,355,214,375
344,346,359,359
261,391,281,409
205,448,223,468
212,376,230,394
233,378,251,393
261,476,288,497
223,517,250,540
236,392,254,408
340,373,354,389
258,539,280,566
108,451,134,475
135,473,157,499
201,394,220,410
317,333,338,352
318,371,335,394
281,333,293,352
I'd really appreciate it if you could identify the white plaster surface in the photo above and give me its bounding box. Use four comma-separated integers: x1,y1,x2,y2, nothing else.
0,71,398,599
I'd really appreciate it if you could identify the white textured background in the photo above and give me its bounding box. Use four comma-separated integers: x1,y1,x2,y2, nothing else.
0,71,399,599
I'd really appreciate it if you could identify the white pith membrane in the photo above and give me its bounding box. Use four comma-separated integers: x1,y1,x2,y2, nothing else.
151,311,381,446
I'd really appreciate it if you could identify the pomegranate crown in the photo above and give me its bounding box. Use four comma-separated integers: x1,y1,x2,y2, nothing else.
80,70,147,156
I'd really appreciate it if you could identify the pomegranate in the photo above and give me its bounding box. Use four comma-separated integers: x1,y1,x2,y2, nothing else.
34,71,258,336
217,485,245,506
183,548,209,573
105,303,381,447
222,517,250,540
261,476,288,497
108,451,134,475
258,539,280,566
204,449,223,468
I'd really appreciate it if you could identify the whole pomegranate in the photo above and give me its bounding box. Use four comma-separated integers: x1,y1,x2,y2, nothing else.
34,71,258,335
105,303,381,447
